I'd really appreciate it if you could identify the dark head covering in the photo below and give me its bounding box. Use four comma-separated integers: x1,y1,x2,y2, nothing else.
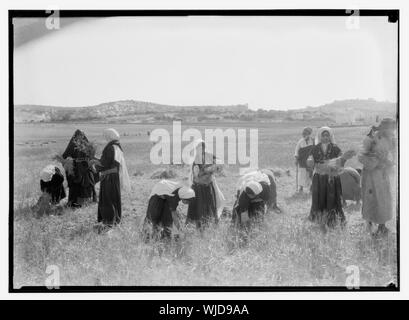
379,118,396,130
302,127,313,136
367,118,396,137
62,129,90,159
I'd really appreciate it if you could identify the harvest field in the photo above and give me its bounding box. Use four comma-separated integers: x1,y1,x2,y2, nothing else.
12,121,398,288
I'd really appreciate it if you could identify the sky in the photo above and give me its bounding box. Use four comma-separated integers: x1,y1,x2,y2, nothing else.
13,15,398,110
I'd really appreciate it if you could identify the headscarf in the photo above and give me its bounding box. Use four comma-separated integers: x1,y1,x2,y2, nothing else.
150,179,182,197
188,138,215,165
178,186,195,200
62,129,90,159
245,180,262,196
103,128,120,142
315,126,335,145
236,170,270,192
302,127,313,136
367,118,396,137
40,165,56,182
379,118,396,130
261,168,276,183
149,180,195,200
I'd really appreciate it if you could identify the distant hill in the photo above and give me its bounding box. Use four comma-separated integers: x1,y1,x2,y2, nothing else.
285,99,396,124
14,98,396,124
14,100,249,123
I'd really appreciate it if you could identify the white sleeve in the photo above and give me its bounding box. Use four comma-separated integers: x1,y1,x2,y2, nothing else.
294,139,302,157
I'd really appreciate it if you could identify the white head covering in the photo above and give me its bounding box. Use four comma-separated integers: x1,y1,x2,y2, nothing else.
315,126,335,145
261,168,275,181
103,128,120,142
150,180,182,197
237,170,270,192
178,186,195,200
191,138,206,164
245,180,262,196
40,165,56,182
103,128,130,193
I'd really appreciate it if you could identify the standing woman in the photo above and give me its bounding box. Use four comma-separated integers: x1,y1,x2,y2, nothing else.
95,128,131,229
61,129,97,207
307,127,355,229
186,139,225,228
294,127,315,193
358,118,396,235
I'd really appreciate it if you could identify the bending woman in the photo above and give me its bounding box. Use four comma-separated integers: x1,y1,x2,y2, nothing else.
232,171,272,229
143,180,195,240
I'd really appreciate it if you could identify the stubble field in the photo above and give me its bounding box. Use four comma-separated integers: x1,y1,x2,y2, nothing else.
12,121,398,288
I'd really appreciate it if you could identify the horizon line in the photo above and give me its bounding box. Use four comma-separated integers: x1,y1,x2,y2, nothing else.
14,97,397,112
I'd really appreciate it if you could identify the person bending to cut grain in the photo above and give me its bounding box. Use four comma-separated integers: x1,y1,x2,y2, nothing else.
142,180,195,241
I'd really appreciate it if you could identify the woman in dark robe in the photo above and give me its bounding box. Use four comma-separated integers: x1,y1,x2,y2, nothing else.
40,165,66,204
232,179,272,229
95,128,130,229
307,127,355,229
186,140,225,228
35,165,66,216
62,129,97,207
142,180,195,240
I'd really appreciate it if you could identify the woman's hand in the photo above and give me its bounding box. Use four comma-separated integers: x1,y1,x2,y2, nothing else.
306,155,314,168
90,159,101,166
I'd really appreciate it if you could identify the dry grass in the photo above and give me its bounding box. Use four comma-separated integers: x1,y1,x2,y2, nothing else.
13,122,397,288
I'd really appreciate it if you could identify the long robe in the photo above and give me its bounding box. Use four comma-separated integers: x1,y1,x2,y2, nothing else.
359,132,395,224
295,137,314,189
309,143,346,227
186,161,218,227
62,130,97,206
97,141,122,226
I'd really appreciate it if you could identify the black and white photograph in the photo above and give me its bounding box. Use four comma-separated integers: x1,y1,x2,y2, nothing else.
8,7,401,294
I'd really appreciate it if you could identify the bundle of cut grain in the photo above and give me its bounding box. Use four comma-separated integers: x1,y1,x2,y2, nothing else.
150,168,178,179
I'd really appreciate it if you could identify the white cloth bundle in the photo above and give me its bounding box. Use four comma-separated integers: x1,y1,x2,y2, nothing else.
149,180,195,200
113,145,131,193
236,170,270,193
40,165,56,182
178,186,195,200
149,180,182,198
